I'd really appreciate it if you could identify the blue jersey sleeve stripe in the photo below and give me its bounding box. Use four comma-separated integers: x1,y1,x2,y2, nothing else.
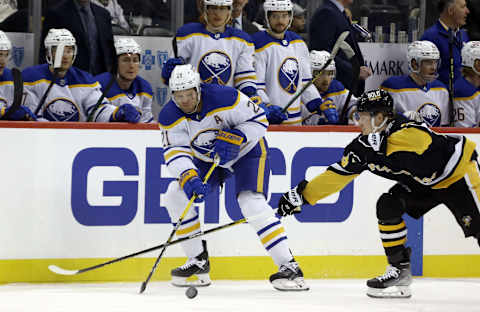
166,154,193,166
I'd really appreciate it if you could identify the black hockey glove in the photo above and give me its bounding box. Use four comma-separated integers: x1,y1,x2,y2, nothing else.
278,180,309,217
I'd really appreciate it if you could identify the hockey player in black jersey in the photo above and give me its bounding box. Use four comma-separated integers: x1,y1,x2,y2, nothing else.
277,89,480,298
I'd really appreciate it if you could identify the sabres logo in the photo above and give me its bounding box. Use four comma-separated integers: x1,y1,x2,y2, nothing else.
191,128,220,159
44,98,80,121
417,103,441,127
278,57,299,94
198,51,232,85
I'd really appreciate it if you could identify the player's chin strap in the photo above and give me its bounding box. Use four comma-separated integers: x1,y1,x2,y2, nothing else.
368,115,389,152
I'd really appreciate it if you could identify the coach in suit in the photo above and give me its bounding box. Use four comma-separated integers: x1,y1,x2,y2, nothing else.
231,0,259,35
309,0,371,96
40,0,116,75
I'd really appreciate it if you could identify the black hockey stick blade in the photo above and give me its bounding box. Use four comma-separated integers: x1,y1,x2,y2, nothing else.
281,31,350,114
2,68,23,120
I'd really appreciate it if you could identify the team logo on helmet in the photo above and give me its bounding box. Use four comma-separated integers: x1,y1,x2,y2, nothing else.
278,57,299,94
198,51,232,85
44,98,80,121
191,129,219,158
417,103,441,127
12,46,24,67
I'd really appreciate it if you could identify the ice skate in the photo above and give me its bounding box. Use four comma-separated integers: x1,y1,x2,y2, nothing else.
171,241,211,287
269,260,309,291
366,262,412,298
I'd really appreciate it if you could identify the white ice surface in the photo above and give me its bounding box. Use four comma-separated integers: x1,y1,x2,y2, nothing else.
1,279,479,312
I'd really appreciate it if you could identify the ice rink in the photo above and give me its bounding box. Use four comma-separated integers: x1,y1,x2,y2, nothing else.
1,279,479,312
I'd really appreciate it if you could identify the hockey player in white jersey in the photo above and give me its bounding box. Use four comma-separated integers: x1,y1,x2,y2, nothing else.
380,40,450,127
159,64,308,291
252,0,336,125
95,38,154,123
163,0,261,105
0,30,36,121
302,50,357,125
22,28,140,123
453,41,480,127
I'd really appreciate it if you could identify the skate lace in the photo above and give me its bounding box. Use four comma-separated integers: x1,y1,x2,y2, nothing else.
377,265,400,282
179,258,205,270
280,262,299,273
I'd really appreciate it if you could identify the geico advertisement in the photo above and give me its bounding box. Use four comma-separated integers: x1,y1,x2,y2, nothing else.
0,128,478,259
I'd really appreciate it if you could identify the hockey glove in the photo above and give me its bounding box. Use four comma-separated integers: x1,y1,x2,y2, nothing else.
180,169,210,203
260,104,287,124
110,104,141,123
319,98,338,124
0,106,37,121
278,180,308,217
214,128,246,165
161,57,185,85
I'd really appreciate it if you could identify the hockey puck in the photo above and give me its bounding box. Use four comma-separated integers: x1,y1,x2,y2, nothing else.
185,286,198,299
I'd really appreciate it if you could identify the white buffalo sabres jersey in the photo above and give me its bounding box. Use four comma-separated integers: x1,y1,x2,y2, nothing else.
453,76,480,127
252,31,321,125
22,64,116,122
0,68,14,109
381,75,450,127
176,23,257,95
302,79,357,125
158,83,268,178
95,72,154,123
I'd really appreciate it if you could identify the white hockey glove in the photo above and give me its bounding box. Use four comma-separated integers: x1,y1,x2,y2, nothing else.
278,180,308,216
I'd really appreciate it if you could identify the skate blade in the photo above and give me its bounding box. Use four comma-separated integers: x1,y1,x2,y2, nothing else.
271,277,310,291
171,273,211,288
367,286,411,298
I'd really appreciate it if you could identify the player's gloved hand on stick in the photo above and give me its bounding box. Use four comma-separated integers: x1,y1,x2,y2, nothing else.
1,106,37,121
180,169,210,203
260,103,287,124
110,104,141,123
278,180,308,216
214,129,246,165
319,98,338,124
162,57,185,85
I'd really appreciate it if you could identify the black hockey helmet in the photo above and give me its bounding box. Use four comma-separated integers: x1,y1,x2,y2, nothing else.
357,89,394,117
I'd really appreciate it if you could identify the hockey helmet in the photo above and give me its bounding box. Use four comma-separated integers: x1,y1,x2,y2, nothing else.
264,0,293,31
114,37,141,56
169,64,201,112
407,40,440,72
0,30,12,51
310,50,335,72
44,28,77,66
204,0,233,6
462,41,480,75
357,89,394,117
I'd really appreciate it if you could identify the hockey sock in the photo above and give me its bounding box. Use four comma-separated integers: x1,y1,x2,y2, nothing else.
378,218,408,263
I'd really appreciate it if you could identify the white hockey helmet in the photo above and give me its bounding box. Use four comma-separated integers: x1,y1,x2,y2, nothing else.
310,50,336,72
204,0,233,6
407,40,440,72
264,0,293,31
0,30,12,52
114,37,142,56
44,28,77,66
169,64,201,112
462,41,480,75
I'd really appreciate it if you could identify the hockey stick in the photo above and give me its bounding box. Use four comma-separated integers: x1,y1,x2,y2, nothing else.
48,216,250,276
87,67,117,122
1,68,23,120
34,44,65,116
448,30,455,126
281,31,350,114
139,154,220,294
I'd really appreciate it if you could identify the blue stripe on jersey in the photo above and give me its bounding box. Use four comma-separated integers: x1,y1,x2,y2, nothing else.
22,63,97,86
234,70,256,76
166,154,193,166
176,22,253,43
256,82,266,86
173,214,199,226
95,73,153,99
257,220,281,236
251,30,304,50
381,75,448,92
454,76,478,99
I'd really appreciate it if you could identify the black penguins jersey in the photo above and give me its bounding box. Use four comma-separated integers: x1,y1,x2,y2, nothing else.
302,115,477,204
